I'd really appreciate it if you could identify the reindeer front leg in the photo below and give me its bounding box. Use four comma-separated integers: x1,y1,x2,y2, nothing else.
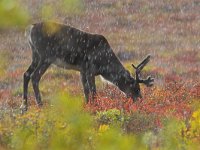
80,61,96,103
81,62,97,103
86,72,96,103
86,63,96,101
80,72,90,103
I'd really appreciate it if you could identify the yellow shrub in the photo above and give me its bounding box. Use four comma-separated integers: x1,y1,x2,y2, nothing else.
188,109,200,138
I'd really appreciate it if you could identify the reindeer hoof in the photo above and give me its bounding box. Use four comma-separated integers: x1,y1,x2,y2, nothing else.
20,104,28,114
37,102,43,108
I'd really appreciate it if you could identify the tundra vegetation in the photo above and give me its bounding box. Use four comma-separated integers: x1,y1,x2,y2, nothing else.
0,0,200,149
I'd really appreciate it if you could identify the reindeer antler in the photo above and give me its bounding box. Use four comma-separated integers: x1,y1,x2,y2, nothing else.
132,55,151,82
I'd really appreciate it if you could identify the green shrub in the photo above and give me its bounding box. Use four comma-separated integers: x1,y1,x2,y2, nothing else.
0,0,29,29
96,109,125,127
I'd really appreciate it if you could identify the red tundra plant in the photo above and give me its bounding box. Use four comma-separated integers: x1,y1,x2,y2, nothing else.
85,86,135,113
190,82,200,98
85,78,194,120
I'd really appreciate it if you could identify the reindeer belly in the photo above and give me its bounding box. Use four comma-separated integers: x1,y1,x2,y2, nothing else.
53,58,80,71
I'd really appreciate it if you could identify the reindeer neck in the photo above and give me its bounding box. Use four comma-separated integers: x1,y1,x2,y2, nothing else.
101,60,129,87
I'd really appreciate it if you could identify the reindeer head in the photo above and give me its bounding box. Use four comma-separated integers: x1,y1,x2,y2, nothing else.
124,55,154,101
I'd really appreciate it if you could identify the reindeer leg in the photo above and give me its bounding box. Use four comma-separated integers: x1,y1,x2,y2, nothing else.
80,71,90,103
88,75,96,102
31,60,51,107
86,71,96,103
21,52,39,113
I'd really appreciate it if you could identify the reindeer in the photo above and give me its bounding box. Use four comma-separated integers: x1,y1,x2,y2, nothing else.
21,21,154,112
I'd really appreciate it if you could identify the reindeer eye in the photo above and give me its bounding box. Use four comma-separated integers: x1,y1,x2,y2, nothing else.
134,87,140,94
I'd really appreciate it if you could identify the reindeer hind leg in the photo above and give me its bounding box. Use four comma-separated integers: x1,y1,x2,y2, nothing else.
21,51,40,113
31,60,51,107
